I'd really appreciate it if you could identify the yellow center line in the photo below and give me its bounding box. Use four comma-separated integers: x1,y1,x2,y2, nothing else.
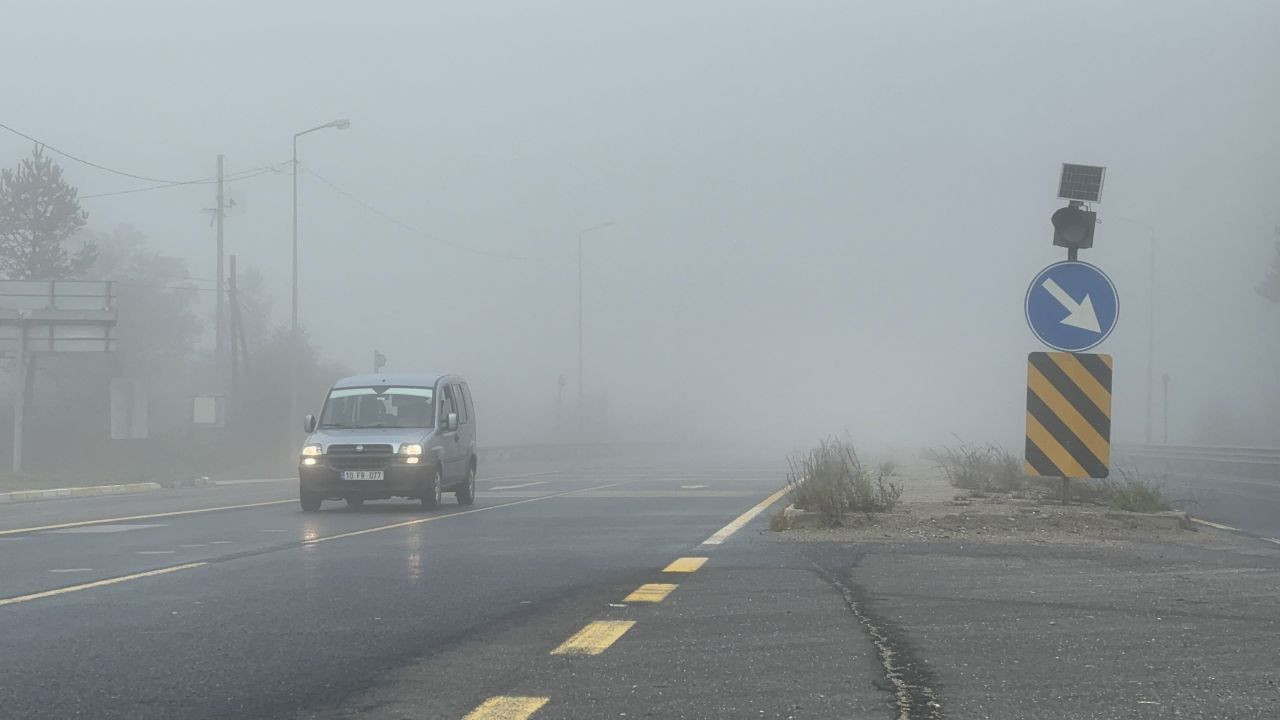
305,482,627,545
0,499,296,537
624,583,678,603
463,696,549,720
0,562,207,607
551,620,636,656
702,488,787,545
663,556,708,573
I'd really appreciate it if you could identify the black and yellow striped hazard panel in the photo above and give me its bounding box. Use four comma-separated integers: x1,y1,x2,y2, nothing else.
1024,351,1113,479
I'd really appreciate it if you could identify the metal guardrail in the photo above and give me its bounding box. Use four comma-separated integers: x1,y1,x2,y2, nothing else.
1114,444,1280,482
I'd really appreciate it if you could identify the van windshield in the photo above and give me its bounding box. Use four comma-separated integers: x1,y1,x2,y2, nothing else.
318,387,435,429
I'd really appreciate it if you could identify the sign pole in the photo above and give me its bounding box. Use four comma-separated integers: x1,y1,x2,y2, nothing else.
12,320,26,475
1063,245,1074,499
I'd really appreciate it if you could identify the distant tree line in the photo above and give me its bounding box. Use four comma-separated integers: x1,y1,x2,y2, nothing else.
0,144,347,480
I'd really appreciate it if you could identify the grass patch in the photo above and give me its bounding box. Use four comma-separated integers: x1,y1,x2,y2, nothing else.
1103,469,1172,513
926,440,1026,493
785,437,902,524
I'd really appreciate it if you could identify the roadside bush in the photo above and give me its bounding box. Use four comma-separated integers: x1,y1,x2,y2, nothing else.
1104,470,1172,513
926,441,1026,493
786,438,902,523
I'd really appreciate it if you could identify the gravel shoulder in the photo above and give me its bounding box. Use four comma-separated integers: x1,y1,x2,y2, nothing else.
771,464,1280,719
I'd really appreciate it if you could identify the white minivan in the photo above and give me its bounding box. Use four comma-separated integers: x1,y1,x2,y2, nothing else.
297,373,477,511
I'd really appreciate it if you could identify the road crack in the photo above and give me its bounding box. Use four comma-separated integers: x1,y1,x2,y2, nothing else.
809,560,943,720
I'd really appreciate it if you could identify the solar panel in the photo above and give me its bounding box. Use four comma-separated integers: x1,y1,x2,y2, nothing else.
1058,164,1106,203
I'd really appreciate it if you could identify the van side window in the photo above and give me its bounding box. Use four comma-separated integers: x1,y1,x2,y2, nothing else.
451,384,469,424
438,385,456,426
461,383,475,423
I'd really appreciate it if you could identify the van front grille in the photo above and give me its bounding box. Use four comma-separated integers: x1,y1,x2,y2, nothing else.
326,444,395,471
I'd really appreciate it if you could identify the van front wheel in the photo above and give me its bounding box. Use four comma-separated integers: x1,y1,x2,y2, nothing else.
300,488,322,512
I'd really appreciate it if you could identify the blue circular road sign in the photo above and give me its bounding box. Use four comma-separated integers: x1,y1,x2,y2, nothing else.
1024,261,1119,352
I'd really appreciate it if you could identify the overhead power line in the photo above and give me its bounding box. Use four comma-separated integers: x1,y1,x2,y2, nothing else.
0,120,205,184
79,165,287,200
1,120,287,200
301,166,564,263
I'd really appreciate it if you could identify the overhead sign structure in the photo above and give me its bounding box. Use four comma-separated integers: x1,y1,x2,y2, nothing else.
1025,352,1113,479
1025,261,1119,352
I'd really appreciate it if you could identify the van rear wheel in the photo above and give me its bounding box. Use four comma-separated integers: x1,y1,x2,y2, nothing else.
456,464,476,506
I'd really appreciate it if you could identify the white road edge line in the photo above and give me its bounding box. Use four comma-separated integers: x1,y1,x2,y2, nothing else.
1191,518,1240,532
702,488,788,545
0,499,296,537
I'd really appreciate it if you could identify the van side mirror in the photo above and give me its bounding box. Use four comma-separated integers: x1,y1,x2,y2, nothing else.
303,414,317,434
447,412,459,432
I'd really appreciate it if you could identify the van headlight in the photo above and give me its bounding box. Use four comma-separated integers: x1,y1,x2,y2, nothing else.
301,444,323,457
399,443,424,457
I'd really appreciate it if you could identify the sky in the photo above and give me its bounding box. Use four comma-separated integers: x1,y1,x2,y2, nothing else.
2,0,1278,452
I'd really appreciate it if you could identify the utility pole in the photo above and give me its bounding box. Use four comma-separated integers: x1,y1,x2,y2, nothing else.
1146,240,1155,445
1162,373,1170,445
12,319,26,475
576,221,613,436
215,155,226,391
229,254,239,406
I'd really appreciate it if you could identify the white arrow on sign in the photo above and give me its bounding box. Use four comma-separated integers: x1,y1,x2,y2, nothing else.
1041,278,1101,333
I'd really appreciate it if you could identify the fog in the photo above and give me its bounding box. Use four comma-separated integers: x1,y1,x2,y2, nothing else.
4,0,1279,462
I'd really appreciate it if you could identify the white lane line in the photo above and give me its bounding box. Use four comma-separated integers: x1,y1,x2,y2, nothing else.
179,544,207,548
42,523,168,535
209,541,233,544
49,568,93,573
0,562,206,608
681,484,708,489
482,471,562,482
488,481,549,491
214,477,290,486
702,488,788,545
1264,538,1280,546
137,550,176,555
306,482,627,545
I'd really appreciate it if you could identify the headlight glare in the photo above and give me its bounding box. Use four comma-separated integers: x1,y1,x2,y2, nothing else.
400,443,424,457
301,444,323,457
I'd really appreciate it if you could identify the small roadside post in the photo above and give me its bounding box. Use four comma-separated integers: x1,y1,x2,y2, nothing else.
1024,165,1117,501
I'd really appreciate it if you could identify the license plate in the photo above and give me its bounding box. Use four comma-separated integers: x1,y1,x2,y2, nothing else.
342,470,384,481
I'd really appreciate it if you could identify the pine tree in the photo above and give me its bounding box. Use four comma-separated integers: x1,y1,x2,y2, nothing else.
0,144,95,279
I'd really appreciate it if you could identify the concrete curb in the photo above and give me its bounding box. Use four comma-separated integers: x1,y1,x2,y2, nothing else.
0,482,163,504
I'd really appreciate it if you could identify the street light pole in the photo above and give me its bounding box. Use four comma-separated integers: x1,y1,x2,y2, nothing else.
289,119,350,443
1113,216,1157,445
576,221,613,435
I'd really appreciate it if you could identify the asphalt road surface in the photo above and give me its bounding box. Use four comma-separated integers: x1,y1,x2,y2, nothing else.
0,454,865,720
1116,457,1280,540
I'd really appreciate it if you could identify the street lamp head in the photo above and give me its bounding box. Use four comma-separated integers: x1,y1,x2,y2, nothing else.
332,119,351,130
